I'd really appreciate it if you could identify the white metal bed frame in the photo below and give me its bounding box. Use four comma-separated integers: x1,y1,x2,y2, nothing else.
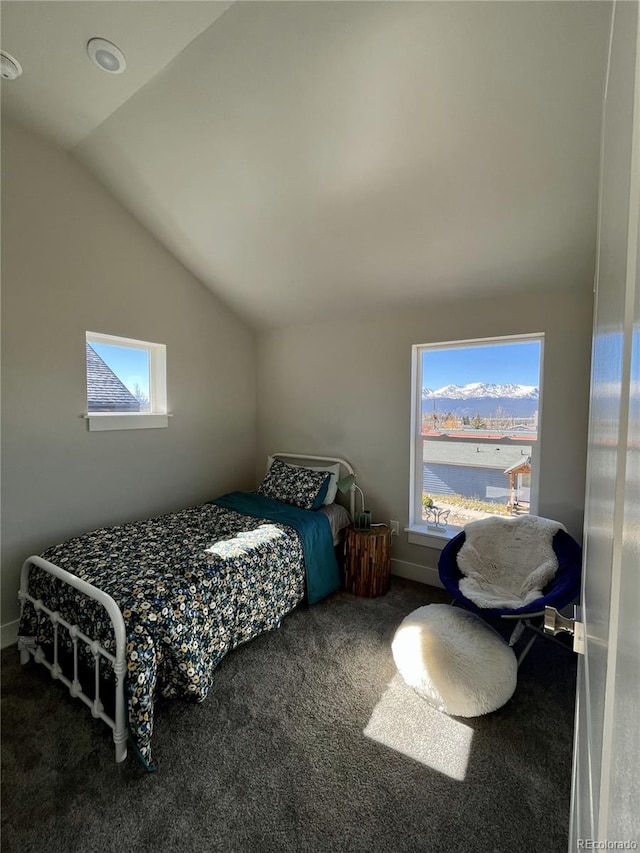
18,454,355,764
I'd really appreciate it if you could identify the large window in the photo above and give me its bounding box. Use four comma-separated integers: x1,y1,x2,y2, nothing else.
85,332,167,431
409,334,543,544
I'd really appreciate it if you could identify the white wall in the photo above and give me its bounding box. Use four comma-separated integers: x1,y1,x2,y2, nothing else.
1,121,257,640
0,121,596,638
257,288,593,583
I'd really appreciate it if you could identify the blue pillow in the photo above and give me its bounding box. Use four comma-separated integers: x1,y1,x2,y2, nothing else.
311,477,330,511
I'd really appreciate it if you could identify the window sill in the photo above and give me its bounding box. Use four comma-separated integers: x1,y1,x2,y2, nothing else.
404,524,461,551
85,413,170,432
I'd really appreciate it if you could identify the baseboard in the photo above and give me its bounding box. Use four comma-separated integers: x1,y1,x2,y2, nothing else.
1,619,19,649
391,559,443,589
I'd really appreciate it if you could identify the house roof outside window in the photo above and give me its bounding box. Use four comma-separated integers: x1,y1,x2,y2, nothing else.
86,343,140,412
503,455,533,475
423,437,532,471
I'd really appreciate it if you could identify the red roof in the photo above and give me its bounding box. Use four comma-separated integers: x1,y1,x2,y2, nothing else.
422,429,536,441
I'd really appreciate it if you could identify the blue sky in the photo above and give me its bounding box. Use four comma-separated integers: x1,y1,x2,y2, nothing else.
422,340,541,389
91,343,150,397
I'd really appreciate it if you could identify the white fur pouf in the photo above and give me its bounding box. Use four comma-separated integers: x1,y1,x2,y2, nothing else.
391,604,517,717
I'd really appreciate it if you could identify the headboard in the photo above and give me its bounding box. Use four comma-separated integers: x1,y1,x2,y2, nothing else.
270,453,356,518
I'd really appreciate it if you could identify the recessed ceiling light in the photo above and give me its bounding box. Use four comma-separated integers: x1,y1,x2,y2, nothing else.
87,38,126,74
0,50,23,81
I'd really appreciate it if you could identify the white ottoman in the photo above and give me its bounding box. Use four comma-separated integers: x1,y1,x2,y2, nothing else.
392,604,517,717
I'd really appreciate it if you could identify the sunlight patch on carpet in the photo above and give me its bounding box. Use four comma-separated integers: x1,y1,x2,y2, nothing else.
363,674,473,781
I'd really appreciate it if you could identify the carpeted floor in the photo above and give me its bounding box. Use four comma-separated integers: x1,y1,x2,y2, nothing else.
1,579,576,853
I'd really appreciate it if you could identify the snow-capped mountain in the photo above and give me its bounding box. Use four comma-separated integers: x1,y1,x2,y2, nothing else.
422,383,538,400
421,383,539,418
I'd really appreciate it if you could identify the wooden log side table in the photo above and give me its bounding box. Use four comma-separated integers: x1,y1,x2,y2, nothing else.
344,526,391,597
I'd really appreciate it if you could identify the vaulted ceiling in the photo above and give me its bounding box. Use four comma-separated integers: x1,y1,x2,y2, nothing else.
1,1,611,328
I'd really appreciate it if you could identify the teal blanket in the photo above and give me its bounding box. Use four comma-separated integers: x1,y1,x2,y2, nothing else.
211,492,340,604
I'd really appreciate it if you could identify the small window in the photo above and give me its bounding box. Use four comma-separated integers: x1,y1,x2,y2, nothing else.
409,334,543,546
85,332,167,431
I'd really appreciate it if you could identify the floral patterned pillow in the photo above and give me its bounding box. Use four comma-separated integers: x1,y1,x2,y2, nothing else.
258,458,330,510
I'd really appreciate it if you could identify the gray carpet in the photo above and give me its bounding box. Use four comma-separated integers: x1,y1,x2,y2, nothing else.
1,579,576,853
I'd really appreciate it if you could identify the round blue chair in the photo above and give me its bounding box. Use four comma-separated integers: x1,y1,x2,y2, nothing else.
438,528,583,664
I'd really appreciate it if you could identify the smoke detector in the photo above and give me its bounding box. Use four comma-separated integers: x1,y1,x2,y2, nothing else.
0,51,23,81
87,38,126,74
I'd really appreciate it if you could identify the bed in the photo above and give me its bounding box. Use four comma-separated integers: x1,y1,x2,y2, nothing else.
17,454,354,770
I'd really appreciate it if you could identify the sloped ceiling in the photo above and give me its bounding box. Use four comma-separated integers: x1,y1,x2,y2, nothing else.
0,1,233,148
2,1,611,328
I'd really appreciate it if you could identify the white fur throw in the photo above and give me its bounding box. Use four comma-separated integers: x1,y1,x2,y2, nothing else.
457,515,566,610
392,604,517,717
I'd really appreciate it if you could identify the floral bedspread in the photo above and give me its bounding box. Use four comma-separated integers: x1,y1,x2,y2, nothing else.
19,502,307,769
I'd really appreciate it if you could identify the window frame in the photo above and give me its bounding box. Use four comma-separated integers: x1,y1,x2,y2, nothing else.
407,333,545,549
85,331,168,432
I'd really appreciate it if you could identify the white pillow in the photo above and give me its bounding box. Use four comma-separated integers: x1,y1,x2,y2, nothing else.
266,457,340,505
